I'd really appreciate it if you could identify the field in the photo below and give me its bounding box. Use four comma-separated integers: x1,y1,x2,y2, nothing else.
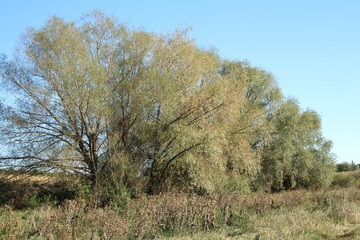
0,171,359,240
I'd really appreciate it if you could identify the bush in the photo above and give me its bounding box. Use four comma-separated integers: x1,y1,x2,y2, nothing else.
0,173,85,209
331,174,358,187
224,174,252,194
336,161,357,172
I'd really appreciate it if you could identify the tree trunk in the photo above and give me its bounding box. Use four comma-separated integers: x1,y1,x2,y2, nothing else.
78,138,99,189
146,161,161,195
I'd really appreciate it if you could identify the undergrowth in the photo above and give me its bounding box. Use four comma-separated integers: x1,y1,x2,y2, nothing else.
0,185,359,239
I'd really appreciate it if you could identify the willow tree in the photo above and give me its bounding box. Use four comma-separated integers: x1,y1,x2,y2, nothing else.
0,11,146,186
260,100,335,191
219,62,282,174
119,31,254,193
0,12,246,191
0,11,335,193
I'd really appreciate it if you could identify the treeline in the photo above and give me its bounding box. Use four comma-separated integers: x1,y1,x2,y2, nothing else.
336,161,358,172
0,11,335,198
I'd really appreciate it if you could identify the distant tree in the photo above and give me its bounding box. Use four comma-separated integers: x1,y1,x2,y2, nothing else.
336,161,357,172
259,100,335,191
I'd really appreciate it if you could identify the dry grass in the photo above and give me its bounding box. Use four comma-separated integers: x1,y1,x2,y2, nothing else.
157,187,360,240
0,200,128,240
156,186,360,240
1,169,359,239
1,186,359,239
339,170,360,180
0,171,54,184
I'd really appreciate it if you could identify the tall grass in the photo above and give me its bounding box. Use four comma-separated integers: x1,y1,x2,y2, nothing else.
1,185,359,239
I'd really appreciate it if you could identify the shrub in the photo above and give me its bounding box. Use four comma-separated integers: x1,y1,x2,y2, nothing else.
224,174,252,194
0,173,85,209
336,161,357,172
331,174,358,187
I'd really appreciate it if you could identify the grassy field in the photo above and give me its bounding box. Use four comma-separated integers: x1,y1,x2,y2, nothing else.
0,171,359,239
158,188,360,240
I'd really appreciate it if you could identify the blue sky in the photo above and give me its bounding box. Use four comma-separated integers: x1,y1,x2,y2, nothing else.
1,0,359,164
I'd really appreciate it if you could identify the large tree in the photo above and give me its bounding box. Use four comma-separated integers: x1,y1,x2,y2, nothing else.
0,11,335,193
0,12,144,186
0,12,248,191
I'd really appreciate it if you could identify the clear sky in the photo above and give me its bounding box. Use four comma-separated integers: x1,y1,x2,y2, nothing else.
1,0,359,164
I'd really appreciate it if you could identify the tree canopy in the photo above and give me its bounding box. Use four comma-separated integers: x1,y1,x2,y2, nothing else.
0,11,335,193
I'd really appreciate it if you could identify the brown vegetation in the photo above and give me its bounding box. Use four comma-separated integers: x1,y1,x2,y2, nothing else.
1,175,359,239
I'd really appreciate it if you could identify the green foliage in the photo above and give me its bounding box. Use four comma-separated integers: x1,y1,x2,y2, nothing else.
259,100,335,191
22,194,45,208
92,152,133,210
0,10,335,194
336,161,358,172
0,182,12,205
0,10,352,240
224,174,252,194
331,173,358,187
0,172,86,209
